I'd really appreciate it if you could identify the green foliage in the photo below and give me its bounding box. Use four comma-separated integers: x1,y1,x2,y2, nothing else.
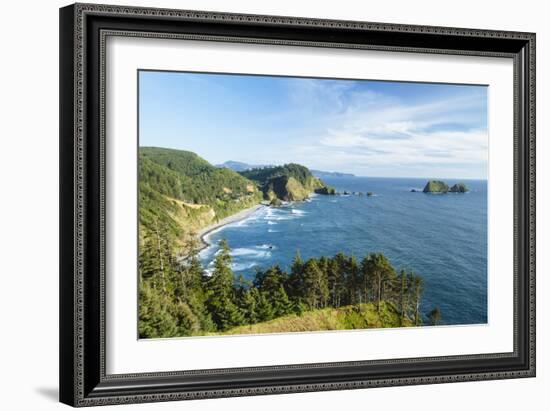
423,180,450,193
450,182,469,193
138,282,179,338
240,163,334,201
139,147,262,252
241,163,316,187
205,240,245,331
422,180,469,193
411,275,424,325
428,307,442,326
139,232,429,337
255,292,275,322
141,147,259,206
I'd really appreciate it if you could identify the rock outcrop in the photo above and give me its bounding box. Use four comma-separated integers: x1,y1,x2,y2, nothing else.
422,180,469,193
423,180,449,193
449,183,469,193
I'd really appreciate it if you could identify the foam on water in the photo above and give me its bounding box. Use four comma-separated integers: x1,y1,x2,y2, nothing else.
231,247,272,259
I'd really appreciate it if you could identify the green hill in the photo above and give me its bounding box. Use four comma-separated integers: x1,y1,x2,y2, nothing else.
139,147,262,252
139,148,336,256
241,163,335,202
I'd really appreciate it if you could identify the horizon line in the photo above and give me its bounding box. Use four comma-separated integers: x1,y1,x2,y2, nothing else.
139,145,488,181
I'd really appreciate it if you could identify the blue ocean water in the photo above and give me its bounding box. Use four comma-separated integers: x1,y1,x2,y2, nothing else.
199,177,487,325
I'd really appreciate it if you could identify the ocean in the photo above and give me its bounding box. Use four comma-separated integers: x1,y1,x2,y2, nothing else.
199,177,487,326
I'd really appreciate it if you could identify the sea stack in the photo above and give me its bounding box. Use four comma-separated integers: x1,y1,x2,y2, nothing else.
422,180,469,193
423,180,449,193
449,183,469,193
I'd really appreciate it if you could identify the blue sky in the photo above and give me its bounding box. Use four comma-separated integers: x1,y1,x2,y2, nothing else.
139,70,488,179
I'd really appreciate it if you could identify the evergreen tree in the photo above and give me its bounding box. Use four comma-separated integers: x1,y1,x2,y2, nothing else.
348,255,361,304
397,269,410,324
302,259,328,309
364,253,396,313
287,251,304,300
327,257,343,308
205,239,244,330
139,219,174,292
238,288,259,324
138,282,178,338
271,286,294,317
411,274,424,326
170,300,201,336
427,307,441,326
254,266,293,317
255,291,275,322
333,252,349,306
138,230,430,336
254,265,287,294
360,256,371,305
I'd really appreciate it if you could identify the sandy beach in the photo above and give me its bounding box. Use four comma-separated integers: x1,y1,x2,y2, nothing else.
197,204,265,251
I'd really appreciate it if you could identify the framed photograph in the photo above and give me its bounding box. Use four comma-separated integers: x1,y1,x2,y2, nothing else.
59,3,536,407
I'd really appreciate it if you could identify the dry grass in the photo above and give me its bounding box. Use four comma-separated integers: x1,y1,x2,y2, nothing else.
212,302,413,336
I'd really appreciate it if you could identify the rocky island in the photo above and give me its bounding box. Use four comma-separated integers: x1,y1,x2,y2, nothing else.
422,180,469,193
449,182,469,193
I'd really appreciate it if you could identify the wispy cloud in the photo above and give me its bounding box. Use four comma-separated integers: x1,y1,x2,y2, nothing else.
286,81,488,178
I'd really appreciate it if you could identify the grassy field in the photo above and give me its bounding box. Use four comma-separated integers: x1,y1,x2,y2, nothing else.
210,302,413,336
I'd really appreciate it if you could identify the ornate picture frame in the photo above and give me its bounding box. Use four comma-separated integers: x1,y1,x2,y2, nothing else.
59,3,535,407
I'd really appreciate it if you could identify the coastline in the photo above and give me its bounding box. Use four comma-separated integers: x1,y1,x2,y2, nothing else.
196,204,265,252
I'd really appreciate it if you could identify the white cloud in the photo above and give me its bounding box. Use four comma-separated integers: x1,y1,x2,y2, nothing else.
288,82,488,178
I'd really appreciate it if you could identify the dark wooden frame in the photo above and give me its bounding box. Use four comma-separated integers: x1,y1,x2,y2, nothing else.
60,3,536,407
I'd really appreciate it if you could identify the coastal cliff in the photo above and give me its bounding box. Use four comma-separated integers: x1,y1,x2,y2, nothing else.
139,147,263,254
241,163,335,202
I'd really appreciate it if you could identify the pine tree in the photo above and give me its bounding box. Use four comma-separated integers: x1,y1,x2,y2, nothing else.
205,239,244,330
208,239,233,297
287,251,304,300
333,253,349,306
427,307,441,326
139,220,174,292
364,253,396,313
327,257,343,308
397,269,410,324
255,291,275,322
348,255,360,305
138,282,178,338
302,259,328,309
238,288,259,324
411,274,424,325
271,286,294,317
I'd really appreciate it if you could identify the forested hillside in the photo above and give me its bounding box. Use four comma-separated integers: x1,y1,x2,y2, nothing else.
139,147,263,253
241,163,335,202
139,148,337,254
